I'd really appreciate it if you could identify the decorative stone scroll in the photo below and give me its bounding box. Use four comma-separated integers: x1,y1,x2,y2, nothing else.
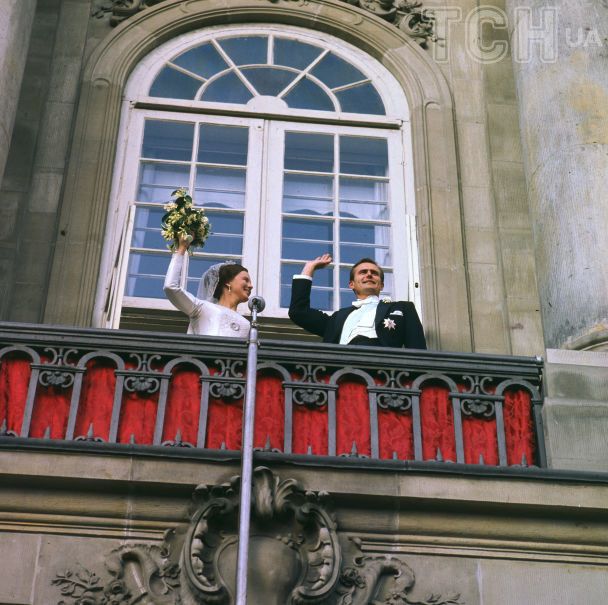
52,467,464,604
91,0,438,48
91,0,167,26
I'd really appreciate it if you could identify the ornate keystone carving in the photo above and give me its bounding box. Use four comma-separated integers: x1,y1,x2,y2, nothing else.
268,0,437,47
53,468,464,604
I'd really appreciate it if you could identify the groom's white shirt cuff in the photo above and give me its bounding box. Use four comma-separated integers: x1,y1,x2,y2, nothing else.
293,274,312,281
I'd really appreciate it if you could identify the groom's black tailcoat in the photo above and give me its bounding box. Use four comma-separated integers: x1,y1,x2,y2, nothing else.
288,278,427,349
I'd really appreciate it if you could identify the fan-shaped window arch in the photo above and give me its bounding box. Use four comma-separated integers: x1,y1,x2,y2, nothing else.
149,34,386,116
102,24,419,328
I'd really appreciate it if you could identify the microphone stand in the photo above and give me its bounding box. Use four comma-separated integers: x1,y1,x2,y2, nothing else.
235,295,265,605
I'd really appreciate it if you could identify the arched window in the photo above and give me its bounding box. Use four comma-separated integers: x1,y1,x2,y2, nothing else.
102,24,419,328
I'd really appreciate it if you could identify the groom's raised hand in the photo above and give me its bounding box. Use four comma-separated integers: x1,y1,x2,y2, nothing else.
302,254,333,277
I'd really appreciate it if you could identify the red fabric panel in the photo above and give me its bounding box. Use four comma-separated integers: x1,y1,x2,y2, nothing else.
74,359,116,441
162,365,201,445
117,390,158,445
0,353,31,434
378,409,413,460
292,403,327,455
116,357,164,445
253,373,285,450
504,388,535,465
462,417,498,465
336,379,371,456
420,384,456,462
206,397,243,450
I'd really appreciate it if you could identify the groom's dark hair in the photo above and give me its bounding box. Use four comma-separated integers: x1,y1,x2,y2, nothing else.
214,263,248,300
349,258,384,283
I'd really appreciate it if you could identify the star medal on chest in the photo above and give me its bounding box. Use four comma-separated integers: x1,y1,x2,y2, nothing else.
383,318,396,330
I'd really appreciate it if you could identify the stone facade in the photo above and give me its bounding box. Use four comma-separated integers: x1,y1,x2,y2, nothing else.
2,449,608,604
1,0,608,603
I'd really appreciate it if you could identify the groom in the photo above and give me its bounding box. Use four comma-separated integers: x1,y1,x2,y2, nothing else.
289,254,426,349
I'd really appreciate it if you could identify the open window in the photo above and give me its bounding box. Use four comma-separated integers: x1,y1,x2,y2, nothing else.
99,24,418,331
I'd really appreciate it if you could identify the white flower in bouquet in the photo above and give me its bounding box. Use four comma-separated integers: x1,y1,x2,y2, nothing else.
160,188,211,253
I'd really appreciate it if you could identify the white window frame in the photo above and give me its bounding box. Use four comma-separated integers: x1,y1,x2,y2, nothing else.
95,24,419,328
262,120,415,316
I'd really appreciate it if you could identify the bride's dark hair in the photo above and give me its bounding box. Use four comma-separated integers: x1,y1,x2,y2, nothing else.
213,263,248,300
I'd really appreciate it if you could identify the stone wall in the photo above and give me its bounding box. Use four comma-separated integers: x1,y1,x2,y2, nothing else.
0,448,607,604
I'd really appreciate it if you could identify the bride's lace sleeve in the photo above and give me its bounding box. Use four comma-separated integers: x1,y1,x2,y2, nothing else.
163,253,199,317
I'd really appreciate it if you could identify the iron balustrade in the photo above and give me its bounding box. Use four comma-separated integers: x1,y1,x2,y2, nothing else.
0,322,545,467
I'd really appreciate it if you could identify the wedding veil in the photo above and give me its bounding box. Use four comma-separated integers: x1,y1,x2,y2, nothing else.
197,261,235,302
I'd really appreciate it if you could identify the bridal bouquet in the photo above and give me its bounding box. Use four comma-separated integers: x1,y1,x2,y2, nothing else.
161,188,211,252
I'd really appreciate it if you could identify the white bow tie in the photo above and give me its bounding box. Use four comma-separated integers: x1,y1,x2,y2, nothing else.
352,296,379,309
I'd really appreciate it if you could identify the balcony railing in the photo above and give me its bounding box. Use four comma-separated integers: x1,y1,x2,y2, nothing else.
0,322,545,467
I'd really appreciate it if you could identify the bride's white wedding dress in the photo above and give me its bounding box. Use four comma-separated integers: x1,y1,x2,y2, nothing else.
164,254,250,338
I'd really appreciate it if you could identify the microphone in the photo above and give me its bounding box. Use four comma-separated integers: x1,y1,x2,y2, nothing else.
248,296,265,313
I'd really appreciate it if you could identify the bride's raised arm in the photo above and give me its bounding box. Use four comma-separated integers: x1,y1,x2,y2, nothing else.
163,237,199,318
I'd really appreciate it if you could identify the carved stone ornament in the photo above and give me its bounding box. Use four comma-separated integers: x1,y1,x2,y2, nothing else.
91,0,438,48
52,467,464,604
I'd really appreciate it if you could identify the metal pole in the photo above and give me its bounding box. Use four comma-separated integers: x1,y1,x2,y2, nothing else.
235,296,265,605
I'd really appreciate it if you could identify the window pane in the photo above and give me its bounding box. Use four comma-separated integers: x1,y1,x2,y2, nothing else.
137,163,190,203
283,218,333,241
219,36,268,66
336,83,385,115
195,167,246,209
172,43,228,79
282,239,333,261
202,72,253,104
149,66,202,99
126,253,170,298
283,77,335,112
283,174,333,215
206,211,243,235
142,121,194,161
274,38,322,70
340,177,388,203
340,136,388,177
198,125,248,166
202,211,244,255
311,53,366,89
340,244,391,265
241,67,297,96
132,207,167,250
285,133,333,172
339,178,388,219
202,234,243,255
340,223,390,246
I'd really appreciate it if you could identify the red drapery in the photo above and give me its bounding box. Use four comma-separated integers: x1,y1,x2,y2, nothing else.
0,352,31,435
74,358,117,441
0,355,537,465
336,380,371,456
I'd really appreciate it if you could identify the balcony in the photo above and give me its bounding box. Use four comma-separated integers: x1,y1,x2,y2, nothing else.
0,322,545,468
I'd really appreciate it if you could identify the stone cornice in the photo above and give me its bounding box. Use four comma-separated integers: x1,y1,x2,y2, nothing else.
91,0,438,48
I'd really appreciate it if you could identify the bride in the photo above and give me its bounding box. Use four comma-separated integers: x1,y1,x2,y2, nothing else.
163,236,252,338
